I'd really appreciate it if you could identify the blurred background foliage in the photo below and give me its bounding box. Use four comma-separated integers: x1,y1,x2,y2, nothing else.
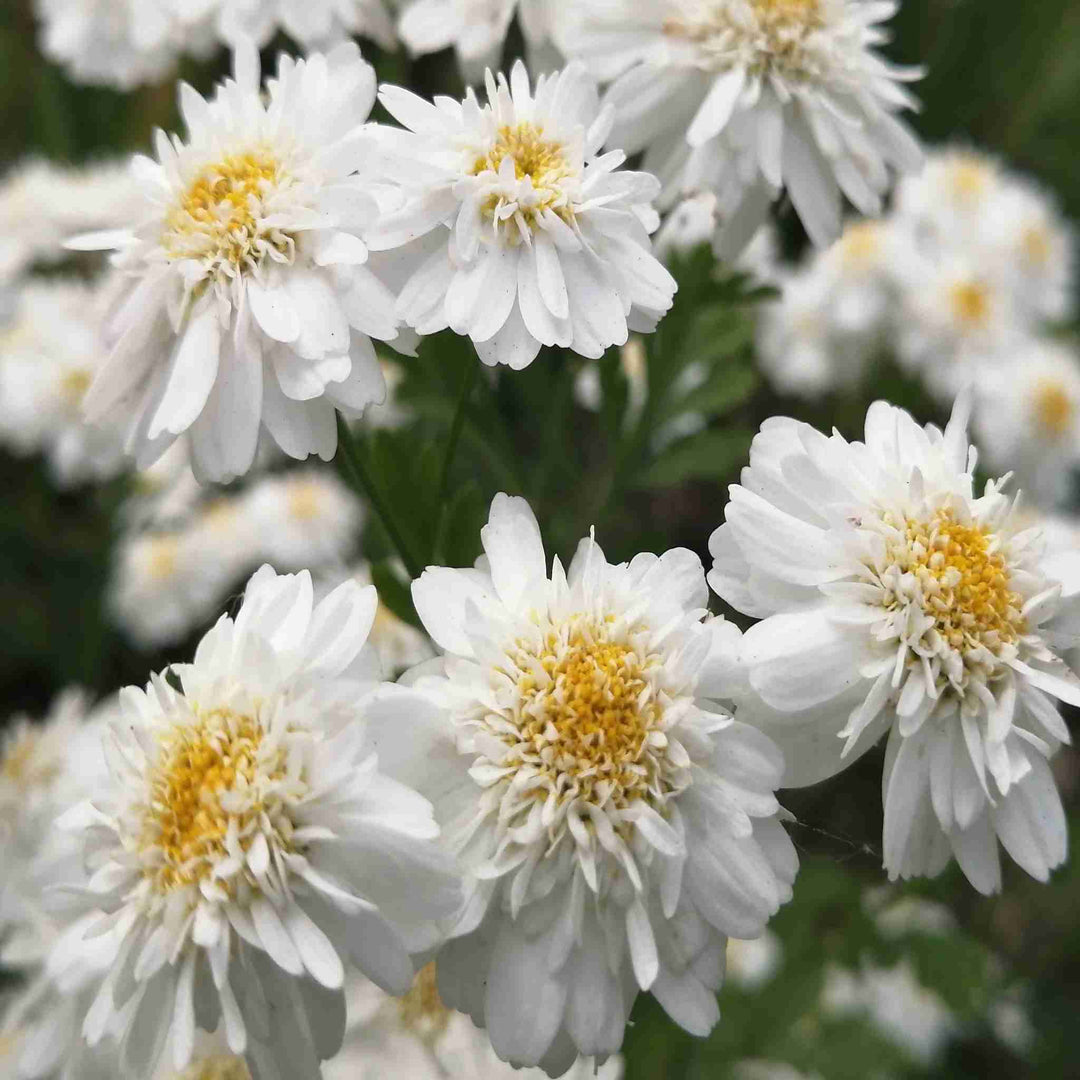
1,0,1079,1077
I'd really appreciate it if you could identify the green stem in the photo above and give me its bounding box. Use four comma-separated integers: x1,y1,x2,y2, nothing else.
432,359,480,561
335,414,424,580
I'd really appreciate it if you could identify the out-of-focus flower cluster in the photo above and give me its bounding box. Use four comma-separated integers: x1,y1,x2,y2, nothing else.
755,146,1079,508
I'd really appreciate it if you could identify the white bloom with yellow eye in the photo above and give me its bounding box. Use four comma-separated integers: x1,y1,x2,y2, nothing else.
974,339,1080,509
367,61,676,369
215,0,396,52
711,397,1079,894
243,468,364,573
72,44,410,483
323,968,624,1080
55,566,461,1079
562,0,923,256
0,279,125,488
405,495,797,1074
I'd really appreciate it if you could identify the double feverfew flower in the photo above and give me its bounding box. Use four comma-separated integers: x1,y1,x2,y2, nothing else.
563,0,923,255
407,495,797,1074
74,44,411,483
54,566,460,1078
710,398,1078,893
368,62,677,369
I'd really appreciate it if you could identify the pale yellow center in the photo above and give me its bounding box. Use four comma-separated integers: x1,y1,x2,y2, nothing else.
948,281,990,328
1021,225,1052,267
884,510,1025,651
515,633,659,804
146,535,181,582
287,481,324,521
165,151,284,269
1,729,56,787
143,710,285,893
1033,379,1073,438
947,156,993,203
60,368,92,407
839,221,882,267
176,1057,252,1080
664,0,823,57
399,963,452,1045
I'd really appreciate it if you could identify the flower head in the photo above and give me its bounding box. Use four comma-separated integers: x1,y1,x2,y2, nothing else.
73,44,410,482
368,61,676,369
711,397,1079,892
563,0,923,254
215,0,397,52
56,566,461,1077
406,495,797,1073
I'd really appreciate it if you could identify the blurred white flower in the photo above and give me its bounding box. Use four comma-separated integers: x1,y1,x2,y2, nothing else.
712,397,1078,894
33,0,215,90
822,961,956,1065
407,494,797,1073
55,566,461,1078
324,968,624,1080
214,0,396,51
564,0,922,256
398,0,560,79
243,468,364,572
0,159,137,286
0,279,126,487
73,44,409,482
368,62,675,369
734,1063,821,1080
974,339,1080,508
725,931,782,990
866,893,955,939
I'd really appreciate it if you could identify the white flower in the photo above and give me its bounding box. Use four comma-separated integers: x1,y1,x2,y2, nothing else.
405,494,797,1073
397,0,559,79
733,1063,821,1080
973,339,1080,508
725,931,782,990
821,961,956,1064
367,61,676,369
324,968,624,1080
243,468,364,572
73,44,411,483
0,279,126,487
314,564,434,676
562,0,923,255
215,0,396,52
710,397,1079,893
33,0,215,90
0,159,137,287
55,565,461,1078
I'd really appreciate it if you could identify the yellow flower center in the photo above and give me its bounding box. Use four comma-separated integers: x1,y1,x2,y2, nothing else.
287,480,324,521
471,123,573,233
175,1057,252,1080
1,728,57,787
948,280,990,328
60,368,92,407
146,535,181,582
664,0,824,67
1021,225,1052,267
164,151,289,272
883,510,1025,651
399,963,452,1045
839,221,882,267
143,709,287,893
1033,379,1073,438
947,156,993,203
514,631,661,806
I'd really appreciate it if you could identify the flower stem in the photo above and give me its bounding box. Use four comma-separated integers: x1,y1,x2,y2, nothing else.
335,413,424,581
432,358,480,562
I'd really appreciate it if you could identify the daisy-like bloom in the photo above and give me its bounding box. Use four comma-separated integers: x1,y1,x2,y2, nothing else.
215,0,396,52
33,0,215,90
406,495,797,1074
55,565,461,1079
243,468,363,572
973,339,1080,509
562,0,923,256
324,968,624,1080
710,398,1079,893
367,61,677,369
72,44,411,483
397,0,559,80
0,279,126,488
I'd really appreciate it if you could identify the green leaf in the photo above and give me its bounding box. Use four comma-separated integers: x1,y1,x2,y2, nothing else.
635,427,754,490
